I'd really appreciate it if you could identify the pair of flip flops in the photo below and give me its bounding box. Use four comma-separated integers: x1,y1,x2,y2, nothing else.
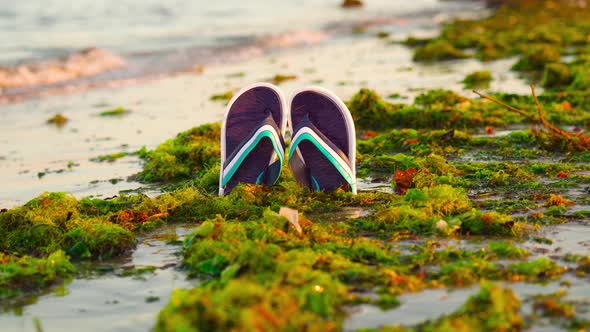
219,82,356,196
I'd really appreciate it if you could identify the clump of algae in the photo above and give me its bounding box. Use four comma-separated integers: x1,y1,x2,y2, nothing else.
156,214,354,331
413,40,470,62
347,88,590,134
512,44,561,71
210,90,233,102
367,184,521,237
46,113,69,127
0,192,135,259
531,290,575,321
408,0,590,94
268,74,297,85
0,250,74,301
347,88,401,130
462,70,493,88
137,123,221,182
99,107,130,117
423,282,523,331
341,0,363,9
542,63,572,88
356,284,524,331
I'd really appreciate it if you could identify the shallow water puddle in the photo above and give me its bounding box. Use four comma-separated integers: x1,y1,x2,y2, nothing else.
309,207,372,223
0,224,196,332
358,178,394,194
343,286,478,330
344,276,590,331
524,222,590,258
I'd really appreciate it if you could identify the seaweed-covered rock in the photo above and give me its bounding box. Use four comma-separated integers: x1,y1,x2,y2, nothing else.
462,70,493,88
413,40,470,62
402,36,432,47
65,218,134,259
569,64,590,91
413,89,467,108
347,88,400,130
137,123,221,182
425,282,523,331
542,62,573,88
512,45,561,71
0,192,136,259
0,250,75,300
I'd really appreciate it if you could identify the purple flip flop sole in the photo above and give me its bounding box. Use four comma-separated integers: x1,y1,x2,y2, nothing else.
289,87,356,193
219,83,287,195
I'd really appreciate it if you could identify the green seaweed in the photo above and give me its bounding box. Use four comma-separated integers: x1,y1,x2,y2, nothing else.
512,44,561,71
507,257,564,281
46,114,69,127
413,40,470,62
408,0,590,99
423,282,523,331
402,36,432,47
268,74,297,85
0,250,74,300
542,62,573,88
531,290,575,319
462,70,493,89
99,107,130,117
347,89,573,132
0,192,136,259
210,90,233,102
136,123,221,182
90,152,128,163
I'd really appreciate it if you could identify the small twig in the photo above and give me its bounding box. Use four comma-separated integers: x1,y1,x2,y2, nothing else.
472,90,537,122
474,86,589,151
530,84,572,138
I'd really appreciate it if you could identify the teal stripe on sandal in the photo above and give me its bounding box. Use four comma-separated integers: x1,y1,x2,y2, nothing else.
289,132,355,192
222,129,284,187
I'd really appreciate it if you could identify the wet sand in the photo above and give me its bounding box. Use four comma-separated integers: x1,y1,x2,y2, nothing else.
0,35,530,208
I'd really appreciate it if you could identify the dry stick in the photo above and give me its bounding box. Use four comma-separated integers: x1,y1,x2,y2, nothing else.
475,86,589,151
530,84,572,138
472,90,537,122
531,84,590,150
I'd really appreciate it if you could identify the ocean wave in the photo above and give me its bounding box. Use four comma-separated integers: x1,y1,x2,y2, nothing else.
0,48,125,89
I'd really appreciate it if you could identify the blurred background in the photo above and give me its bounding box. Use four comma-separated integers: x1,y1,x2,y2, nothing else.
1,0,466,65
0,0,489,93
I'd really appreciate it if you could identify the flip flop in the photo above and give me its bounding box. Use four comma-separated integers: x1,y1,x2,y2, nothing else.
288,86,357,194
219,82,287,195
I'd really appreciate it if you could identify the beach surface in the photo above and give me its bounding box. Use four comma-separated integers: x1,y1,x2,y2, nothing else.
2,1,589,331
